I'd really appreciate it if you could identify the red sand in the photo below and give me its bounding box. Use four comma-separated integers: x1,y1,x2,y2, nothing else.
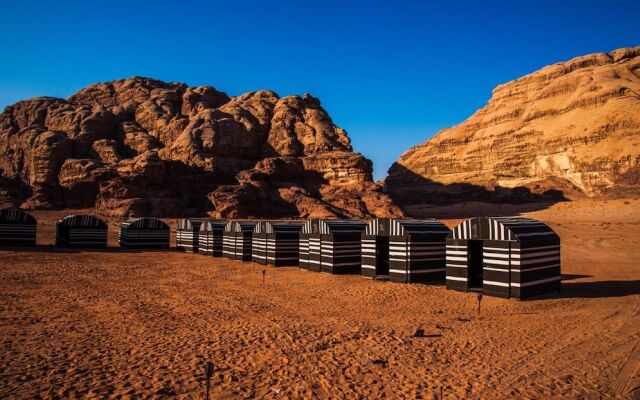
0,199,639,399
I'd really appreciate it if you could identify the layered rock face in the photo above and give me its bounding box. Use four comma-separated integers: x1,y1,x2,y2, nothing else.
0,77,402,218
386,47,640,206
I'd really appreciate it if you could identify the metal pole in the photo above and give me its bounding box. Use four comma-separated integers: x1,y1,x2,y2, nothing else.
204,361,213,400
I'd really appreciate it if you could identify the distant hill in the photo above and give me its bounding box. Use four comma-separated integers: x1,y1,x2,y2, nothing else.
386,46,640,208
0,77,402,218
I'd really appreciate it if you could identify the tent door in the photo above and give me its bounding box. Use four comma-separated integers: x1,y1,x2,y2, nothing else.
376,236,390,276
468,240,483,289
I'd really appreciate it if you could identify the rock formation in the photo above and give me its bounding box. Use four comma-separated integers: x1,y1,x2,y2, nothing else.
386,46,640,207
0,77,402,218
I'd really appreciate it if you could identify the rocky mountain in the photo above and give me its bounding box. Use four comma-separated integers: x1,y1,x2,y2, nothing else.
0,77,402,218
386,46,640,207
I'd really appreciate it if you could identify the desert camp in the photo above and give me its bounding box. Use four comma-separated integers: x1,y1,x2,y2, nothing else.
2,4,639,397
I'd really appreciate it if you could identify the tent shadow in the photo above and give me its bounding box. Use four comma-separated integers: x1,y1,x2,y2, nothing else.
561,274,592,281
541,280,640,299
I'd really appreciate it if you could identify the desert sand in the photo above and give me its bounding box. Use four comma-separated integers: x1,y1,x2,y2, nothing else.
1,199,639,399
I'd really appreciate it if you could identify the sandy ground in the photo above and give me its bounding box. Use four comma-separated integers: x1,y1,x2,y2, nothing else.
0,199,639,399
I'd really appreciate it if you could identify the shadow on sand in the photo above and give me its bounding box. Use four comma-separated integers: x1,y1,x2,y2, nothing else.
385,164,570,218
557,280,640,299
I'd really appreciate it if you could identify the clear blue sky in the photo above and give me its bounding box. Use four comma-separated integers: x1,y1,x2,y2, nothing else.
1,1,638,179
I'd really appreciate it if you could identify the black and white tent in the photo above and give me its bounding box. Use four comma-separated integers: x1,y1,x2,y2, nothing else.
198,220,226,257
252,221,269,264
223,221,257,261
119,217,170,249
300,219,366,274
361,218,450,283
446,217,561,299
253,221,304,266
176,218,206,253
0,208,37,247
55,215,108,248
298,220,317,270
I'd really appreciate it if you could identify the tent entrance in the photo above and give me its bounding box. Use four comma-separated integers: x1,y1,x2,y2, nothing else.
375,236,390,276
468,240,484,288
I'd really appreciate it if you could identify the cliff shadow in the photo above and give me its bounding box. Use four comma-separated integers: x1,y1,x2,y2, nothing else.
384,164,569,218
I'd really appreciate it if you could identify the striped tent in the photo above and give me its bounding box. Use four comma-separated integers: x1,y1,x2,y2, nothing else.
446,217,561,299
0,208,36,247
176,218,206,253
223,221,257,261
361,218,450,283
298,219,320,271
302,219,366,274
118,217,170,249
253,221,304,266
198,220,226,257
252,221,269,264
55,215,107,248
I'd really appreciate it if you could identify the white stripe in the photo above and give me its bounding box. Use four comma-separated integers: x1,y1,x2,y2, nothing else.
511,276,561,287
447,276,467,282
483,280,509,287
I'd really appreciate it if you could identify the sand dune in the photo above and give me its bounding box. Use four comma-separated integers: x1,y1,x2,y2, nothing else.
0,199,639,399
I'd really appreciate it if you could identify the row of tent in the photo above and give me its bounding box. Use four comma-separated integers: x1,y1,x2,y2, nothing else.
0,208,561,300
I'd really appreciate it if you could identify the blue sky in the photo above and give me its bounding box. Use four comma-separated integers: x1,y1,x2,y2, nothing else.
1,1,639,179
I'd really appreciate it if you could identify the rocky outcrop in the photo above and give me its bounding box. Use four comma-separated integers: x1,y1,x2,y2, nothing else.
0,77,402,218
386,46,640,206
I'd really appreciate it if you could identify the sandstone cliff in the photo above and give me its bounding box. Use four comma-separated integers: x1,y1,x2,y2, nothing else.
0,77,402,218
386,46,640,207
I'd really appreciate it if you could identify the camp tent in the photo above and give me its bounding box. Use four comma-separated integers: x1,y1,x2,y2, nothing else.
446,217,561,299
361,218,449,283
198,220,226,256
300,219,366,274
298,220,316,270
0,208,36,247
55,214,108,248
223,221,257,261
253,221,303,266
119,217,170,249
176,218,206,253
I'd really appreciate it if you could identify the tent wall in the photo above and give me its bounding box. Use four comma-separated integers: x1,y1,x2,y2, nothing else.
0,209,37,247
119,218,169,249
320,234,362,274
55,215,107,248
318,220,366,274
235,231,253,261
199,221,225,257
361,235,377,277
445,238,470,291
222,221,237,259
176,219,205,253
252,222,267,264
481,239,511,297
299,235,310,269
265,222,302,266
510,240,561,299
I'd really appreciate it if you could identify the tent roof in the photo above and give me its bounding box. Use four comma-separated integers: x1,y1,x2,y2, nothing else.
0,208,36,224
58,214,107,228
449,217,558,241
120,217,169,230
